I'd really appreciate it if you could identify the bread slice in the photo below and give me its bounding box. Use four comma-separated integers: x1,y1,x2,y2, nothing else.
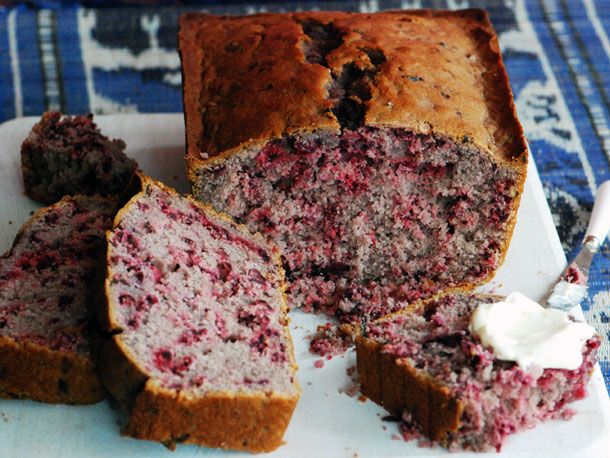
355,293,600,451
99,174,300,452
179,10,528,326
21,112,138,205
0,195,117,404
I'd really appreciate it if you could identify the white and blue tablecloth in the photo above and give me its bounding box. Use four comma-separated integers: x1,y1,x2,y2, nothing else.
1,0,609,393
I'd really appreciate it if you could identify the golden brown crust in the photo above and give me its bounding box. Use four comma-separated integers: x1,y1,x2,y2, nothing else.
0,336,104,404
99,173,300,452
98,336,149,411
356,335,462,442
179,12,337,169
124,381,298,452
180,9,527,168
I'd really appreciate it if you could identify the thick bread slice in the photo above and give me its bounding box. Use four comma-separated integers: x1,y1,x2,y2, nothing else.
99,174,300,452
0,195,117,404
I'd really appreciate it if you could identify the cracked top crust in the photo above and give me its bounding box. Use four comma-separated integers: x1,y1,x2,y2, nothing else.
180,9,527,168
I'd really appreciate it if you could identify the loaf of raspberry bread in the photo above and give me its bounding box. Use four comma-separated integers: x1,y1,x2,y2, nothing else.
21,112,138,205
355,293,600,451
99,175,300,452
180,10,528,326
0,195,117,404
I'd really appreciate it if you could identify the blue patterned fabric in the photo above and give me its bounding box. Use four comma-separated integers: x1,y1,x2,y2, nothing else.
1,0,609,393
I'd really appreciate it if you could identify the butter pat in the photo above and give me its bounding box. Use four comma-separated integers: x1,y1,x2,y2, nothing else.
469,292,596,370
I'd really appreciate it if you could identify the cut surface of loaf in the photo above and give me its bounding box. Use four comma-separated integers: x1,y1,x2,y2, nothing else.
0,195,117,404
180,10,528,325
356,293,600,451
21,112,138,205
100,175,300,452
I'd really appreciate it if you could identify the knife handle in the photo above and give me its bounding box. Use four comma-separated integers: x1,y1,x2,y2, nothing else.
585,180,610,247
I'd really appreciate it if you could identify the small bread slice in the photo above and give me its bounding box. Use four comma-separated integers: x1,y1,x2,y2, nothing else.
21,112,138,205
356,293,599,451
99,175,300,452
0,195,117,404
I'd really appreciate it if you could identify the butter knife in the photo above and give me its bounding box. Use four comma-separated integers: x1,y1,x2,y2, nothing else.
546,180,610,311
